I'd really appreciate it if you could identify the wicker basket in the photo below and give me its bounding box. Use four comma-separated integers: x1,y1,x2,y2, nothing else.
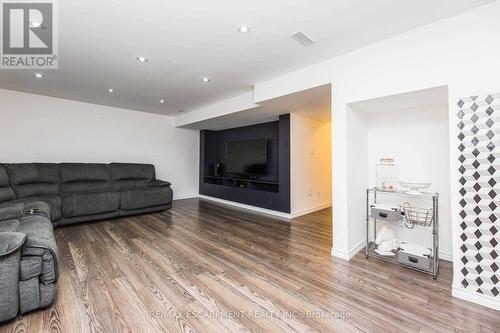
402,202,433,228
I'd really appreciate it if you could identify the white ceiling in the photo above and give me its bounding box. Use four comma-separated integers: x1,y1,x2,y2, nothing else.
349,85,449,114
184,84,331,130
0,0,490,116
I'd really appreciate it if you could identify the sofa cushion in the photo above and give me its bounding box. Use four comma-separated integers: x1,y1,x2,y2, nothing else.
110,163,155,190
62,191,120,217
120,186,173,210
0,231,26,256
0,219,20,233
60,163,111,193
110,163,155,180
112,179,150,191
0,202,24,221
4,164,59,198
0,166,16,203
149,180,171,187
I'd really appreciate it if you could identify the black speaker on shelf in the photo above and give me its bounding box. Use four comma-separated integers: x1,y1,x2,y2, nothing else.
214,163,223,177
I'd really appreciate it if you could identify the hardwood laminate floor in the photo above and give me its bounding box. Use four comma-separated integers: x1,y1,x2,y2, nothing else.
1,198,498,333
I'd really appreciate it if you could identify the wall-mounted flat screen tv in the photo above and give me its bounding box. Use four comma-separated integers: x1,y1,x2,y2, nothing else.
225,139,268,176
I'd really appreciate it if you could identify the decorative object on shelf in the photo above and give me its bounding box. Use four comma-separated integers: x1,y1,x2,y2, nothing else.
402,202,433,228
214,163,223,177
399,181,431,195
376,158,397,191
374,226,399,256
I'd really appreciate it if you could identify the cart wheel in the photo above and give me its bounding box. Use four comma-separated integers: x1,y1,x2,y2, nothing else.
433,276,437,280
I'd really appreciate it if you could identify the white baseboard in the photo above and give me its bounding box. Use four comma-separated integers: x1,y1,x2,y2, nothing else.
173,193,199,200
331,240,366,261
190,195,331,220
290,203,332,218
452,285,500,311
198,195,292,219
439,252,453,262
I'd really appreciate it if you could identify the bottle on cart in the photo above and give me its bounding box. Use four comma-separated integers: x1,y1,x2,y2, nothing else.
376,158,397,191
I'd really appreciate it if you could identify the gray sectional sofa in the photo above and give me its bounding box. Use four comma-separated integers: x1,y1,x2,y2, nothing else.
0,163,173,322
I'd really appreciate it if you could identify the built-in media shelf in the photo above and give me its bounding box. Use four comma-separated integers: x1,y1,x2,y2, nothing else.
203,176,279,192
204,176,279,185
199,114,290,213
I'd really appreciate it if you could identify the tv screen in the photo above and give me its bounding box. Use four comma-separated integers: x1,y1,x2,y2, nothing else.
226,139,268,176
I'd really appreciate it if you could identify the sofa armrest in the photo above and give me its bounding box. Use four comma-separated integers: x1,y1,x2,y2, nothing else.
149,180,171,187
22,201,51,221
0,203,25,222
0,231,26,322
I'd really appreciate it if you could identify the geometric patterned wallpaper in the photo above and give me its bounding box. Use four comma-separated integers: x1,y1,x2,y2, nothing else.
457,93,499,297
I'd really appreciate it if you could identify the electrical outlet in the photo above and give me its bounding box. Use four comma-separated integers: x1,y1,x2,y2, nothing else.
308,190,312,197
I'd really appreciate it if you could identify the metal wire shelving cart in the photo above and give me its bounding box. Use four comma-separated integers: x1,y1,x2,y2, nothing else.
365,188,439,279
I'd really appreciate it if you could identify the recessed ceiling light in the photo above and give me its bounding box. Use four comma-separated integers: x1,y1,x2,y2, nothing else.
34,73,43,79
202,77,211,83
107,88,114,93
237,24,251,34
136,56,148,63
160,99,165,104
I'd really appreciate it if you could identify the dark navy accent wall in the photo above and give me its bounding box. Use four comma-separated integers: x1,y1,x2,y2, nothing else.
199,114,291,213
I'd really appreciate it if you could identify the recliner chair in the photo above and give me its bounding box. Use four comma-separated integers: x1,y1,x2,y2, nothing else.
0,201,57,322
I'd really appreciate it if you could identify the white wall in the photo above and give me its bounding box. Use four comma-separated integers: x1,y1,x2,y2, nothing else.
0,89,199,199
343,105,369,259
364,105,451,260
290,113,332,217
251,1,500,310
175,0,500,309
